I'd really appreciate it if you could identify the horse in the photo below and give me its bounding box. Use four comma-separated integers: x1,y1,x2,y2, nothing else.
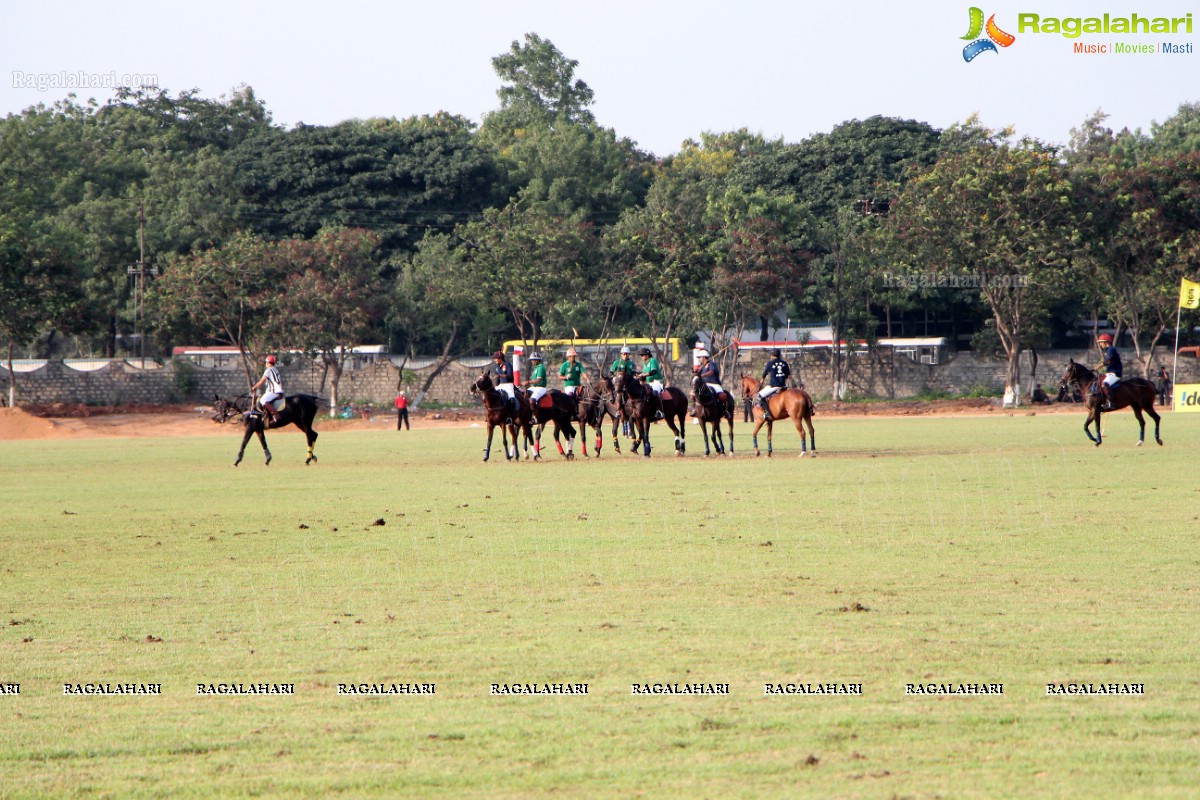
613,371,687,457
214,393,322,466
528,389,580,460
471,372,534,462
739,375,817,458
575,375,624,457
212,394,248,423
690,375,735,457
1060,360,1162,447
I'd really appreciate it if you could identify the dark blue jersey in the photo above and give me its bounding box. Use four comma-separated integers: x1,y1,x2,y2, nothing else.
1100,346,1122,378
762,358,790,387
492,360,514,384
698,360,721,384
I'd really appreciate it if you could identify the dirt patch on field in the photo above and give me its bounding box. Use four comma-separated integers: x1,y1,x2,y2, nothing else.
0,405,482,441
0,400,1090,441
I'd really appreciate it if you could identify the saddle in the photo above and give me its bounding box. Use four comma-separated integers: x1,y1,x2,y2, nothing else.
254,396,286,415
537,394,556,410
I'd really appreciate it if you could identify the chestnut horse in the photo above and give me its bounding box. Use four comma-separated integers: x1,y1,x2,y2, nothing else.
612,372,687,457
1060,360,1162,447
690,375,735,457
740,375,817,457
471,372,534,462
214,393,322,466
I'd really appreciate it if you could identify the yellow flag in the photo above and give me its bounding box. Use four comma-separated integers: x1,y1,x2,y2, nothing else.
1181,278,1200,309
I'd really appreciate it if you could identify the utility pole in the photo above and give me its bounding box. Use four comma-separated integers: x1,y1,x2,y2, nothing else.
126,204,155,368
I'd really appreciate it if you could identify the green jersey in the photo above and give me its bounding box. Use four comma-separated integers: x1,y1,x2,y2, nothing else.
610,357,636,377
560,360,584,387
527,362,547,387
640,357,663,382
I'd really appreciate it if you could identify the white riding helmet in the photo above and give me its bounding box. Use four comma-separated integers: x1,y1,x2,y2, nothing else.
620,346,631,355
529,352,543,361
697,350,710,359
566,348,578,357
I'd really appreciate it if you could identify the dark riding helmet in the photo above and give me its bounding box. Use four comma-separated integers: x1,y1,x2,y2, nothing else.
771,348,782,359
492,351,505,360
639,347,653,357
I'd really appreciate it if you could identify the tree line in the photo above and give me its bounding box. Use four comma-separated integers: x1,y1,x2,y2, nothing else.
2,32,1199,406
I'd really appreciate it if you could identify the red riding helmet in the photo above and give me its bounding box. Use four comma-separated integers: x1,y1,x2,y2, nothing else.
1097,334,1112,344
265,355,277,365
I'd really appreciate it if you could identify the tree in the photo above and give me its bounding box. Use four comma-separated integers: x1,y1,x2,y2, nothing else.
705,187,815,379
266,228,385,413
149,232,281,387
455,200,597,349
0,219,87,406
888,129,1078,406
483,33,596,138
229,114,504,261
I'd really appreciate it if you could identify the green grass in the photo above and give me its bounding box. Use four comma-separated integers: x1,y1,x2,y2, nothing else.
1,413,1197,798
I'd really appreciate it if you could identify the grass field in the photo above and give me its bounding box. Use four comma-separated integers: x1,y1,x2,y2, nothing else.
2,413,1198,798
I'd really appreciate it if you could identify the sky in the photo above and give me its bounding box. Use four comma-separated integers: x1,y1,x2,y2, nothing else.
1,0,1196,156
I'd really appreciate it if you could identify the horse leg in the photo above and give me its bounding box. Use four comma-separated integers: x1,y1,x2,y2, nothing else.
640,418,652,458
1147,404,1163,445
751,419,765,457
257,429,271,466
304,425,318,465
792,413,808,458
1132,405,1147,447
1084,409,1101,446
233,424,254,467
806,412,816,456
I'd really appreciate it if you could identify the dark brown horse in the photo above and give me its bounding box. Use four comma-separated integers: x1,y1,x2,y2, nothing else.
1061,360,1162,447
613,372,687,457
690,375,735,457
575,376,624,456
740,375,816,457
471,372,534,462
529,389,580,460
214,393,322,466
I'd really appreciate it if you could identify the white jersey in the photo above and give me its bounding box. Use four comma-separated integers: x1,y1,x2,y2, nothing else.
261,366,283,395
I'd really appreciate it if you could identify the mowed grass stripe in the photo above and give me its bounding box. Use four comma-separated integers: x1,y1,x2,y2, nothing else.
1,414,1197,798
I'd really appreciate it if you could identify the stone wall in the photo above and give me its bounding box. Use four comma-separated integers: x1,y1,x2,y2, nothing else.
4,348,1198,408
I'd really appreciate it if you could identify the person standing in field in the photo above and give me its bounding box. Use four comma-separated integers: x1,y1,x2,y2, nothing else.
395,390,410,430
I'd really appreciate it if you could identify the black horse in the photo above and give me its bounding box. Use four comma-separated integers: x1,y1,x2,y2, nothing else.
613,372,688,457
690,375,735,457
575,376,624,457
529,389,580,460
214,394,322,466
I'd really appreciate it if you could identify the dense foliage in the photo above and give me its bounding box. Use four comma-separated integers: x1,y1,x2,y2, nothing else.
2,36,1198,403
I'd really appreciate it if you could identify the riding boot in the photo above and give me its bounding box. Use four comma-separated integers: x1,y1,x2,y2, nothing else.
654,395,664,420
759,398,772,422
689,398,698,418
1101,385,1113,411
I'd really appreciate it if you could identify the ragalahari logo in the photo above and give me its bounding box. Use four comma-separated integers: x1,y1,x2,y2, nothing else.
962,7,1016,61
